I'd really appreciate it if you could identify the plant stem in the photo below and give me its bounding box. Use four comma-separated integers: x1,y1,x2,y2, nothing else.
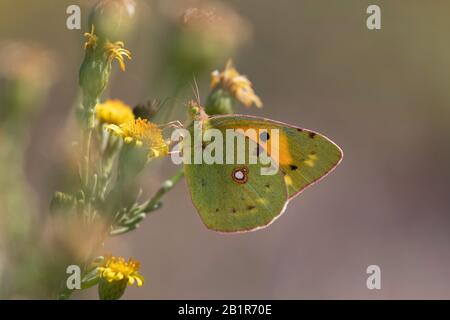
57,99,97,300
140,169,184,214
83,129,93,188
80,98,96,188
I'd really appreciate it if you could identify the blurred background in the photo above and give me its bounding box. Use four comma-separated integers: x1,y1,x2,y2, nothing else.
1,0,450,299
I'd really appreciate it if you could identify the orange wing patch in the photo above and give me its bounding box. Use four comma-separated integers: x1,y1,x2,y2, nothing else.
208,121,294,166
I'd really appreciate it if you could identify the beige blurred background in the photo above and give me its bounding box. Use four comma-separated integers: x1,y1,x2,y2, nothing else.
1,0,450,299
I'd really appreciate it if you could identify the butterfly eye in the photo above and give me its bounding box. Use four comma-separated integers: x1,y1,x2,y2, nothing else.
232,166,248,184
259,131,270,142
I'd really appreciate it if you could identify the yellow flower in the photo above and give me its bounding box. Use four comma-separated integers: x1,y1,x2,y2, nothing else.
96,99,135,125
106,118,169,158
211,59,262,108
97,255,144,287
104,40,132,71
83,24,132,71
84,25,98,50
80,25,132,104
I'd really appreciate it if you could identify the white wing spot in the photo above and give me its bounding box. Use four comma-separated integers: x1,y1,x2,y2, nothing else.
234,170,245,180
231,166,249,184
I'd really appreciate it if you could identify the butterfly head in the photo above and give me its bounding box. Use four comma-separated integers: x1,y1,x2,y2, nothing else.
187,100,208,122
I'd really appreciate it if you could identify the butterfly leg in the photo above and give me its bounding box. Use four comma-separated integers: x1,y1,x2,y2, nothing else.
158,121,183,130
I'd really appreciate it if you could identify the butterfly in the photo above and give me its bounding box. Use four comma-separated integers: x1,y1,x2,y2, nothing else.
182,106,343,233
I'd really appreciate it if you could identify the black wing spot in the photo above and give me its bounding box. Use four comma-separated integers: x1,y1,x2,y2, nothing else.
289,165,298,171
308,132,316,139
231,208,237,213
259,131,270,142
297,128,303,132
247,205,256,210
215,208,220,212
265,184,270,189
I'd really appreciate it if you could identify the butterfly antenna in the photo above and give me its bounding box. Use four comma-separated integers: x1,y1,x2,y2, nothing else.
192,75,202,107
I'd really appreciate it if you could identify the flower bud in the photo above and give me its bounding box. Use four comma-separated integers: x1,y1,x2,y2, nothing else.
132,99,159,121
205,87,234,115
79,51,112,108
98,278,127,300
78,25,131,128
0,42,57,133
161,1,251,80
205,60,262,115
89,0,137,41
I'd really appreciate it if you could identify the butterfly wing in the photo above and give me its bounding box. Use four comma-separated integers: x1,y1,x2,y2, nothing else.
207,115,343,199
183,124,288,233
